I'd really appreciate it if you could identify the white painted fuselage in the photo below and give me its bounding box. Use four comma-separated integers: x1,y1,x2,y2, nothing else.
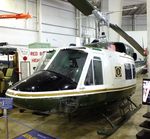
6,46,136,111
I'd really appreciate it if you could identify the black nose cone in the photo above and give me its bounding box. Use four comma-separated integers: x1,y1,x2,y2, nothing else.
11,70,77,92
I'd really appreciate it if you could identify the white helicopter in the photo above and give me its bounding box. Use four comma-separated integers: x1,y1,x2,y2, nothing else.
6,0,145,114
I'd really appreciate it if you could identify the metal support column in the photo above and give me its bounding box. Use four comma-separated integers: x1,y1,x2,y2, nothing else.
101,0,123,42
37,0,42,42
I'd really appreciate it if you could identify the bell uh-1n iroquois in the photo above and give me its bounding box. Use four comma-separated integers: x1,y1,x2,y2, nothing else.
6,0,145,114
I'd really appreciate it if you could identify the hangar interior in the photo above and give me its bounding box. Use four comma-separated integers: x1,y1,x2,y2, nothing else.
0,0,147,46
0,0,149,139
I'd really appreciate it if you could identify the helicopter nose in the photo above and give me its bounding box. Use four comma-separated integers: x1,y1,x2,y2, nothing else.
7,93,59,111
10,70,77,92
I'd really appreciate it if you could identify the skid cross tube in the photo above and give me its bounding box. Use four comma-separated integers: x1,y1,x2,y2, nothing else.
97,98,141,137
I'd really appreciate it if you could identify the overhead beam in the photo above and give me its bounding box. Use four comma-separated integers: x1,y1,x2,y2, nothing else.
123,3,146,16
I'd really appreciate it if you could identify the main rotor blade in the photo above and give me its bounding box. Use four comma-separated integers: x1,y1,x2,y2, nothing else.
110,23,144,56
68,0,94,16
68,0,144,56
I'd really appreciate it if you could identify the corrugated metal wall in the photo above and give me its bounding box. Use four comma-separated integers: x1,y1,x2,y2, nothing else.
0,0,76,47
122,14,147,31
0,0,146,47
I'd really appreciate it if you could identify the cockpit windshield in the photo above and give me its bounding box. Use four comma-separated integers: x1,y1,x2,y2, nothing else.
47,49,87,83
34,49,56,72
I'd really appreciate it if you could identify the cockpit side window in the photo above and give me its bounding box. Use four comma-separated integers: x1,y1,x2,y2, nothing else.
84,56,103,85
84,62,93,85
35,50,56,72
93,57,103,85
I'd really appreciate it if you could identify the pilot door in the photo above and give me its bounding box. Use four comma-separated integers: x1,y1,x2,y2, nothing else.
84,56,103,86
78,56,105,106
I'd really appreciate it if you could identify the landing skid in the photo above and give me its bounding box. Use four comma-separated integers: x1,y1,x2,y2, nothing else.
97,97,141,137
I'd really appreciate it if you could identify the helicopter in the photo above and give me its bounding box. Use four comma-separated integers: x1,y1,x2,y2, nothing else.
6,0,145,114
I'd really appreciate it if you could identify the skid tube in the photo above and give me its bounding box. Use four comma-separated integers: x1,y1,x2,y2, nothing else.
97,97,141,137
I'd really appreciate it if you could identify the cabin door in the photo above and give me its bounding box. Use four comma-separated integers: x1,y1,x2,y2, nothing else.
78,56,106,106
84,56,103,86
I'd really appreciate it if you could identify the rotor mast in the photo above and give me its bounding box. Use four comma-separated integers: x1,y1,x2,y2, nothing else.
68,0,144,56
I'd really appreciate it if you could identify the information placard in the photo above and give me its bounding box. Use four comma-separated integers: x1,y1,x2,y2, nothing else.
0,97,13,109
15,129,57,139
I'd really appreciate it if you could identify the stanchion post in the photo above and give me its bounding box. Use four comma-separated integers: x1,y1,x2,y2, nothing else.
3,109,8,139
0,97,13,139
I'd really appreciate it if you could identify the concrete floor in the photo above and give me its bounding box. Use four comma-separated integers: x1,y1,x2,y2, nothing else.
0,74,148,139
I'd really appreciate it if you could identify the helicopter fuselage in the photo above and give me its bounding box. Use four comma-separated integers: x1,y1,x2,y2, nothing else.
6,46,136,112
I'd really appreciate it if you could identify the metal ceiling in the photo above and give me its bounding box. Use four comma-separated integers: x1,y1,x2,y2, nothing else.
87,0,147,16
123,3,146,16
63,0,146,16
